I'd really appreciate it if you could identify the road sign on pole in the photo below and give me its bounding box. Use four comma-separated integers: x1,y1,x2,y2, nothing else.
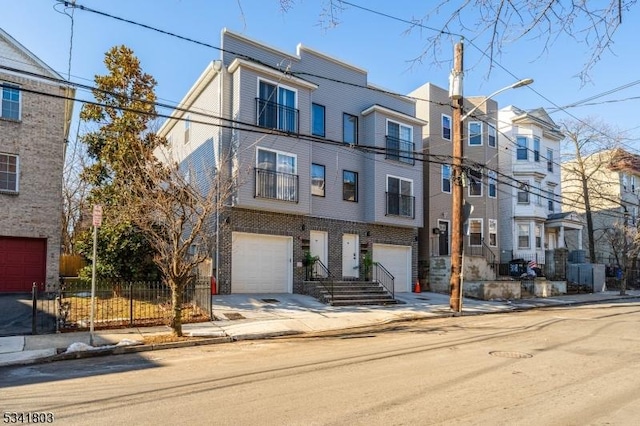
92,204,103,227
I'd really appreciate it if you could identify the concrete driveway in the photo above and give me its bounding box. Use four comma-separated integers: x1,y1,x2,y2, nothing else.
0,293,56,336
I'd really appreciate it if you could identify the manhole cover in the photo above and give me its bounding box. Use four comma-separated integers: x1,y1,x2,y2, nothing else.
489,351,533,359
261,298,280,303
224,312,245,320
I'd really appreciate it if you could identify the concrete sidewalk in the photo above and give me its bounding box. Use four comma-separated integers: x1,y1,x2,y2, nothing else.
1,290,639,368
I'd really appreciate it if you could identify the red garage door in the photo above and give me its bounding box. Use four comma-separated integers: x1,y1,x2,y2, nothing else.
0,237,47,293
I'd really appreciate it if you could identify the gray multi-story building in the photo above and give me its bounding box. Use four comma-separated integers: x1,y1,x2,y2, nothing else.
410,82,500,293
159,29,424,295
0,29,74,292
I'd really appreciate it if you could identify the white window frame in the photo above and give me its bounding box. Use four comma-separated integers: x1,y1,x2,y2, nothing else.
386,174,414,218
468,169,483,197
533,137,540,162
489,219,497,247
535,224,543,249
0,152,19,193
257,78,299,132
1,82,21,120
386,119,414,164
256,147,298,202
516,136,528,160
547,148,554,172
442,164,451,194
488,170,497,198
517,223,530,249
468,218,483,247
468,121,482,146
517,181,530,204
488,124,496,148
442,114,452,141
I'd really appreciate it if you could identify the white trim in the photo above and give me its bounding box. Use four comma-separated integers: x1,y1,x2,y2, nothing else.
385,118,413,139
441,114,452,141
0,82,21,121
228,58,318,90
441,164,452,194
468,121,483,146
0,152,19,193
256,147,297,174
468,169,483,197
488,219,498,247
224,28,300,62
468,218,483,247
297,44,367,75
361,104,427,125
488,170,497,198
488,124,497,148
386,174,414,194
257,77,299,109
0,28,64,80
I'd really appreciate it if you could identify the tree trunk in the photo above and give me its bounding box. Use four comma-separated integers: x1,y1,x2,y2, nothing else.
170,284,183,337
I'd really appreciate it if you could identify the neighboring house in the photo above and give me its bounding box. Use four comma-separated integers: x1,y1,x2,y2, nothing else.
0,29,74,292
562,148,640,265
158,29,424,295
498,106,582,269
410,83,500,293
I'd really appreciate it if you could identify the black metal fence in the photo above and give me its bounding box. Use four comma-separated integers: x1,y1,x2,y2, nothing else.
53,278,212,332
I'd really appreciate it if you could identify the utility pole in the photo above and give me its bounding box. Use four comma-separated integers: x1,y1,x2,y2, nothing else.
449,41,464,313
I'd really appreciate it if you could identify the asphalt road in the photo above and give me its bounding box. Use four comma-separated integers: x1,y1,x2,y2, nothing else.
2,301,640,425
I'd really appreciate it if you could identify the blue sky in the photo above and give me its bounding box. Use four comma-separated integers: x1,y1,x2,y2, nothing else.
4,0,640,150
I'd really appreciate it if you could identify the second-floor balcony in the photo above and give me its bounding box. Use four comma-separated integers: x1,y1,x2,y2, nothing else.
386,192,415,218
255,168,299,203
256,98,299,133
385,136,415,165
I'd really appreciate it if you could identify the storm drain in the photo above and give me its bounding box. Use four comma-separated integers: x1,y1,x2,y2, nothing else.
489,351,533,359
261,298,280,303
224,312,246,320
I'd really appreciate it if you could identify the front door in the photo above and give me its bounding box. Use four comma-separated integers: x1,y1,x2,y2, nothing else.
342,233,359,278
438,220,450,256
310,231,328,277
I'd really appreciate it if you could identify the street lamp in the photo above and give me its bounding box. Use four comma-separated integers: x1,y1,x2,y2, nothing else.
449,40,534,314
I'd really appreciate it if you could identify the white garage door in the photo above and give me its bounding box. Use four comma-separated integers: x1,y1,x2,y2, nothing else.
372,244,412,293
232,232,292,293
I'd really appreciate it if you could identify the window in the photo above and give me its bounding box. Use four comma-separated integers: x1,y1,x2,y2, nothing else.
343,170,358,202
489,219,497,246
442,114,451,140
442,165,451,193
547,148,554,172
548,188,555,212
184,115,191,144
387,176,414,218
1,83,20,120
468,122,482,146
386,120,414,164
0,153,18,192
533,137,540,162
517,136,528,160
518,224,530,249
311,163,325,197
517,182,529,204
535,225,542,248
469,169,482,197
632,176,636,193
488,124,496,147
255,148,298,202
535,180,542,205
343,113,358,145
469,219,483,246
311,103,325,137
257,80,298,132
488,170,497,198
622,174,628,191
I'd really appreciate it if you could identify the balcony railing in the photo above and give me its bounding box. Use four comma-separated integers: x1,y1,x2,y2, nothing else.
254,168,299,202
256,98,299,133
386,192,415,218
385,136,415,165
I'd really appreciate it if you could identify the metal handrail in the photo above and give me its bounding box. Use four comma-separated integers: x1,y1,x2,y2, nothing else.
372,262,395,299
307,259,334,301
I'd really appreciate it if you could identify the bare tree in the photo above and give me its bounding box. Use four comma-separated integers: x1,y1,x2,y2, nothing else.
302,0,636,83
61,137,91,254
560,118,626,263
121,147,234,336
